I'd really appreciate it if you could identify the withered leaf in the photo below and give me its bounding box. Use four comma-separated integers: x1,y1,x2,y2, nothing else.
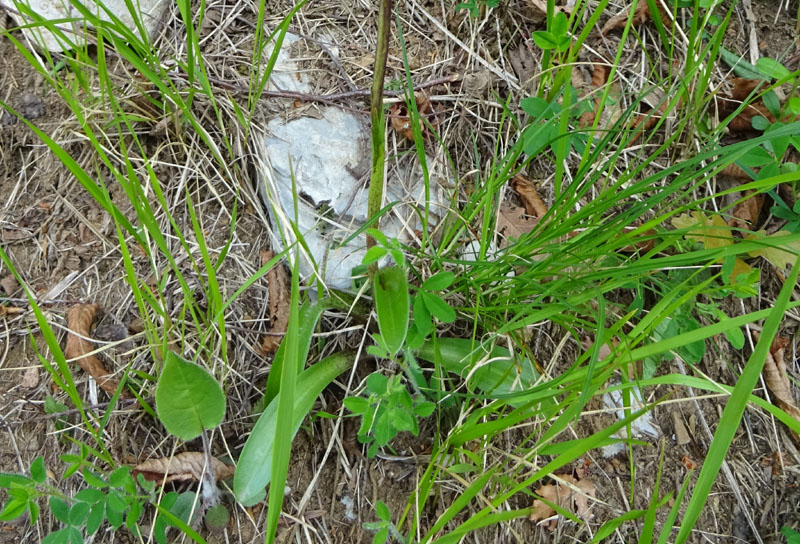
530,474,596,530
389,92,440,141
510,175,548,218
761,335,800,441
0,274,18,296
133,452,235,485
718,78,775,134
22,366,39,388
260,251,290,354
64,303,124,396
728,191,764,230
745,230,800,269
601,1,672,35
496,204,538,247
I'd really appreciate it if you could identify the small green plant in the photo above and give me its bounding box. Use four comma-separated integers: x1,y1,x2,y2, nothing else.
783,526,800,544
344,372,434,458
0,454,196,544
531,11,571,54
456,0,499,18
363,500,403,544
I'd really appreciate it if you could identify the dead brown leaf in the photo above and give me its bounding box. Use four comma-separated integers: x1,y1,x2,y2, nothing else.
718,78,775,134
496,204,538,247
729,191,765,230
0,274,18,296
260,251,290,354
64,303,123,396
389,92,440,141
510,175,548,218
530,474,596,530
133,452,235,485
578,63,610,127
761,335,800,441
22,367,39,388
601,1,672,35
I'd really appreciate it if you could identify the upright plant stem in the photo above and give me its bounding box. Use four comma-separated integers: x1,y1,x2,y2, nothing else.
367,0,393,272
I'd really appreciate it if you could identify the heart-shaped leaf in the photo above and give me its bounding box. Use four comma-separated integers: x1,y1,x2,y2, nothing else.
155,352,225,441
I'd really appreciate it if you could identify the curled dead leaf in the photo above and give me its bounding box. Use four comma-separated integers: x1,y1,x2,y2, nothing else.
389,92,440,141
260,251,290,354
745,230,800,269
510,175,548,218
0,274,18,296
718,78,775,134
496,204,538,247
133,452,235,485
728,191,764,230
760,335,800,441
530,474,596,530
64,303,124,396
601,1,672,36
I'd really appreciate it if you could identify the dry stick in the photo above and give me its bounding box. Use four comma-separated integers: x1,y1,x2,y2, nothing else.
366,0,392,264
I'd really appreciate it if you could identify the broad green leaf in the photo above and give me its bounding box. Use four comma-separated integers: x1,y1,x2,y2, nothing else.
69,502,90,526
29,457,45,484
234,352,353,506
363,245,388,265
421,291,455,323
756,57,791,80
0,499,28,521
86,503,104,535
414,401,435,417
0,473,33,488
50,497,70,524
551,11,567,37
367,372,389,394
373,266,409,356
376,500,391,521
343,396,370,414
420,271,454,291
414,294,432,336
532,30,558,50
155,351,225,441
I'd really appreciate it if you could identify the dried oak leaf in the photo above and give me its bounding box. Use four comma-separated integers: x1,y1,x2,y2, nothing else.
133,452,235,485
672,212,733,250
510,175,548,218
761,335,800,441
728,191,764,230
260,251,290,354
64,303,123,396
717,78,775,134
530,474,596,530
745,230,800,269
497,204,538,247
601,1,672,35
389,92,440,141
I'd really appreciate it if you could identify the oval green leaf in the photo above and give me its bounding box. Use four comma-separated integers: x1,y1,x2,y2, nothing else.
155,352,225,441
373,266,409,356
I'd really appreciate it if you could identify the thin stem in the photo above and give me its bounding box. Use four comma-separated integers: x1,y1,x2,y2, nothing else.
367,0,393,269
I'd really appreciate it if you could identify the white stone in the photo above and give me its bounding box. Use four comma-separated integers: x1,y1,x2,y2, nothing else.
258,35,450,290
1,0,167,51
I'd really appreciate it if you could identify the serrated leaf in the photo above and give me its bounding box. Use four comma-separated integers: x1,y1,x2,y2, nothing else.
373,266,409,356
745,230,800,269
155,351,225,441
